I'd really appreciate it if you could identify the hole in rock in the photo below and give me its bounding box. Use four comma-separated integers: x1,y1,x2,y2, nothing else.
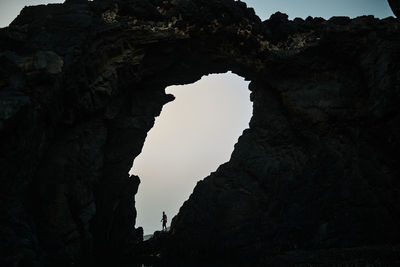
129,72,252,235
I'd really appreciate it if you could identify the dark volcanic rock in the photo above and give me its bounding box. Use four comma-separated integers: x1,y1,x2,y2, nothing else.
388,0,400,18
0,0,400,266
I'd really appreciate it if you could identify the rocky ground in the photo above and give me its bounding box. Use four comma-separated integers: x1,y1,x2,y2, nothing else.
0,0,400,266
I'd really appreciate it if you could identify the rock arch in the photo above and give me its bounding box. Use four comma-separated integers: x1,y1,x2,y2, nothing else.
0,0,399,265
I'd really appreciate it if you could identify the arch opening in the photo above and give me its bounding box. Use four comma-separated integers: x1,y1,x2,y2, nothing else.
129,71,253,235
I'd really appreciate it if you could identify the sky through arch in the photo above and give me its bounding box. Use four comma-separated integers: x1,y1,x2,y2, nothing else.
130,72,252,234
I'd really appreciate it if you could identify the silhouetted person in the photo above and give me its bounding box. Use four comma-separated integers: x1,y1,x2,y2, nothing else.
161,211,167,231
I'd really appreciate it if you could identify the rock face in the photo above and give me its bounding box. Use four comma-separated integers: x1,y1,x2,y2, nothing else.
388,0,400,18
0,0,399,266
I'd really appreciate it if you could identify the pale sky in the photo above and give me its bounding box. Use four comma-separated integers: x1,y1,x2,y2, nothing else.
0,0,394,235
131,73,252,234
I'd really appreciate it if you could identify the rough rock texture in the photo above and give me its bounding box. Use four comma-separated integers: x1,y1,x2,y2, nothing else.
0,0,399,266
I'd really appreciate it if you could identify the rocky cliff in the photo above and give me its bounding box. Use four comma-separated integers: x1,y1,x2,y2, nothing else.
0,0,399,266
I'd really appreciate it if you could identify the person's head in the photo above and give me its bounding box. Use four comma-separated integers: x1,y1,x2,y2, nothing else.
163,211,165,214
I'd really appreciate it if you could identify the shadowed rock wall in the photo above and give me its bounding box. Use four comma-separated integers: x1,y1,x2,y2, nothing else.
388,0,400,18
0,0,399,266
